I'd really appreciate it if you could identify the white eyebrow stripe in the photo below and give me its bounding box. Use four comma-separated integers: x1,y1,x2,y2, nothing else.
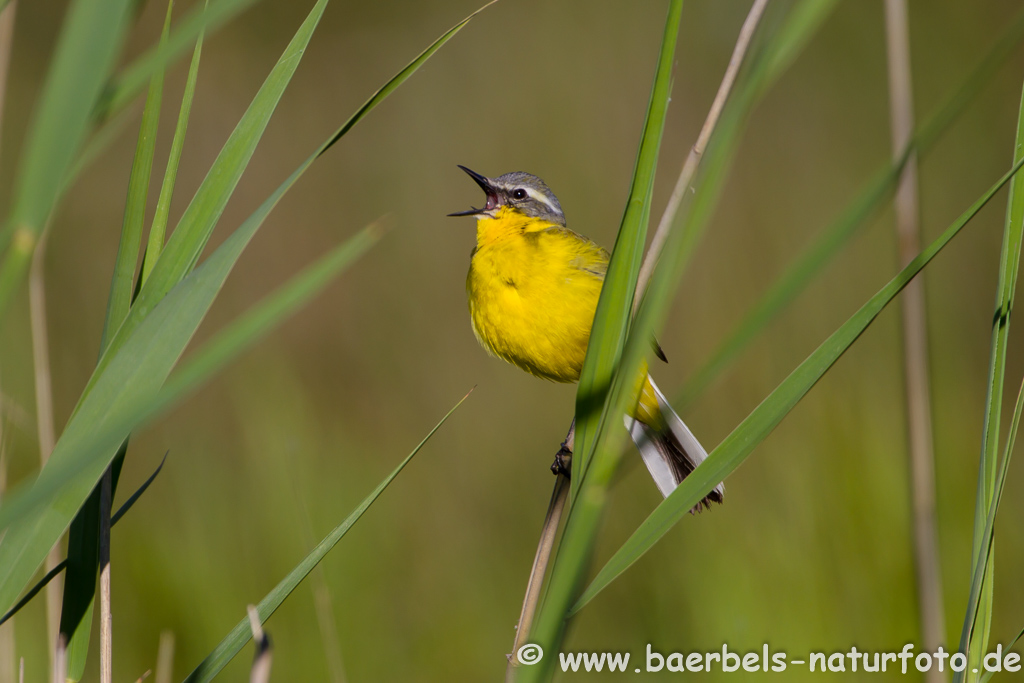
523,186,559,214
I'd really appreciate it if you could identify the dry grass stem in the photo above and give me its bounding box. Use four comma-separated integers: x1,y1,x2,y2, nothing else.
99,470,113,683
29,228,63,679
506,472,570,682
247,605,273,683
155,630,175,683
52,636,66,683
884,2,946,677
0,432,13,683
0,1,16,164
634,0,770,303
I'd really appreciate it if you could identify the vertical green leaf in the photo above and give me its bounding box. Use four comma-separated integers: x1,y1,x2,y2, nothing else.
58,4,174,677
571,0,681,495
955,72,1024,683
518,4,683,680
99,0,261,119
142,3,207,285
0,0,334,623
0,0,489,620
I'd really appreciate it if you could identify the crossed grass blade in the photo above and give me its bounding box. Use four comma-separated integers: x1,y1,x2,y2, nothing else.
0,0,491,618
677,6,1024,408
59,4,174,676
0,0,334,616
573,155,1024,616
182,391,471,683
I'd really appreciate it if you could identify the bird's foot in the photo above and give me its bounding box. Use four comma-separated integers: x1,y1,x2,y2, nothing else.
551,442,572,478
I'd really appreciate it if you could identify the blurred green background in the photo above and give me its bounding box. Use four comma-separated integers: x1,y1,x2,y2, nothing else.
1,0,1024,680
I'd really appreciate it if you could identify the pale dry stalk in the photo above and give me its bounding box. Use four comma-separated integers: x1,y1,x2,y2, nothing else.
635,0,770,302
100,471,113,683
884,1,946,679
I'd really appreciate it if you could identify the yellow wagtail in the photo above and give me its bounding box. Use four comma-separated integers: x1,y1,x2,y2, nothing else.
450,166,723,510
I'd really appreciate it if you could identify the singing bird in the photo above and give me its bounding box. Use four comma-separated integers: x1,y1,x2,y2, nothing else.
450,166,723,510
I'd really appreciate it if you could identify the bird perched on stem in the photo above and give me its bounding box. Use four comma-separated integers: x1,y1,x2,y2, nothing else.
450,166,723,511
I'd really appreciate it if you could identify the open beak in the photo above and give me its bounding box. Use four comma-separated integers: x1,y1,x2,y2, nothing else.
448,165,500,217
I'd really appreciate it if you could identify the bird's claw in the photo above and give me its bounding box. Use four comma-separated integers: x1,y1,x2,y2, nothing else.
551,443,572,478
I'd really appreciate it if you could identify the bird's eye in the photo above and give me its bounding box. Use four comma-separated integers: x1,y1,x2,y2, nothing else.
512,188,527,200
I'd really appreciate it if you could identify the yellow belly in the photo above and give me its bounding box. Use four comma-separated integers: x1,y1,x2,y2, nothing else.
465,209,662,425
467,236,600,382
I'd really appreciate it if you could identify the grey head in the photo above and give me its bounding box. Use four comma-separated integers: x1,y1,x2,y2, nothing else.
449,166,566,226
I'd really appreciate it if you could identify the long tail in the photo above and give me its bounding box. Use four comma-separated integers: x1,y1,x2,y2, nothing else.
625,378,724,512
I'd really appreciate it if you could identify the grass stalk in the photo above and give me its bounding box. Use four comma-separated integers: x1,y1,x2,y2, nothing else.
0,416,12,683
99,471,112,683
53,636,67,683
506,471,569,680
155,631,175,683
0,1,16,163
29,229,64,678
634,0,769,302
246,606,272,683
883,1,946,676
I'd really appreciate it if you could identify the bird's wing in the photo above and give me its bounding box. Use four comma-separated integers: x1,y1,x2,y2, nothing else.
542,227,609,279
549,227,670,363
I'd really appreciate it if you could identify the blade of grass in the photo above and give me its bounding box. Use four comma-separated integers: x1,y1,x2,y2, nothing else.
676,4,1024,409
0,0,133,320
60,4,173,675
110,0,331,356
518,4,682,679
64,104,140,193
955,73,1024,683
0,220,378,615
0,0,487,618
182,392,472,683
957,372,1024,683
83,0,487,431
142,5,206,285
572,154,1024,615
979,626,1024,683
570,0,681,498
103,0,171,345
50,7,336,639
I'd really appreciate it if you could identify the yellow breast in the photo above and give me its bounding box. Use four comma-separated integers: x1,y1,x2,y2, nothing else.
466,207,608,383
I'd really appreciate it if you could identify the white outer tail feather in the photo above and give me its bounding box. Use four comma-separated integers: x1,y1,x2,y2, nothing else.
624,378,725,502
